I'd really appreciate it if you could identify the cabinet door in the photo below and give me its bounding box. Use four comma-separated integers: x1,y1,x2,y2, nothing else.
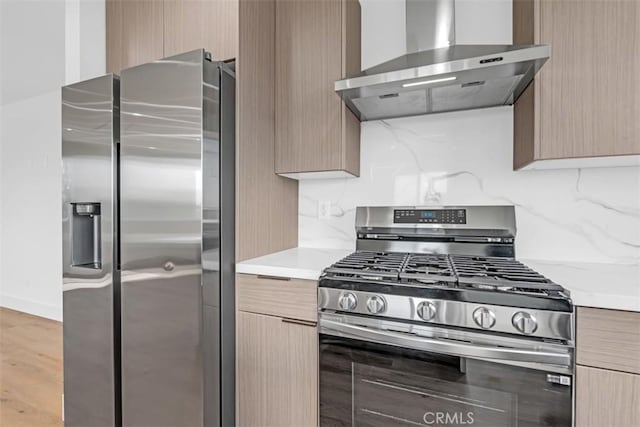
237,311,318,427
236,274,317,323
106,0,163,73
275,0,343,174
164,0,238,60
577,307,640,375
537,0,640,159
576,365,640,427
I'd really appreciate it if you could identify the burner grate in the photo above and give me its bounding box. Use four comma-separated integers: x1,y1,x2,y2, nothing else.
399,253,457,284
323,251,569,298
325,251,407,280
450,255,565,294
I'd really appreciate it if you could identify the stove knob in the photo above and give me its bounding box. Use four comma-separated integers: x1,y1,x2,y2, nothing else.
512,311,538,335
473,307,496,329
338,292,358,311
366,296,386,314
417,301,437,321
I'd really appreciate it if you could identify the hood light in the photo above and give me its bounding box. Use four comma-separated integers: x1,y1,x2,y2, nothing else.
402,76,457,88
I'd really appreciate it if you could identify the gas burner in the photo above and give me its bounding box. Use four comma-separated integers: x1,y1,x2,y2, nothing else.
325,251,406,280
399,253,457,284
450,255,567,296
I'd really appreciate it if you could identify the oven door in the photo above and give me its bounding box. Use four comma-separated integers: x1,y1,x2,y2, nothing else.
319,314,573,427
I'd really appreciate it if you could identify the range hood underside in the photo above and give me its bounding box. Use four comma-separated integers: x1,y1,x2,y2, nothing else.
336,45,549,121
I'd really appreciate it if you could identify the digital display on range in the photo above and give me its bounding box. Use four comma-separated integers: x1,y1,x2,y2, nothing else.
394,209,467,224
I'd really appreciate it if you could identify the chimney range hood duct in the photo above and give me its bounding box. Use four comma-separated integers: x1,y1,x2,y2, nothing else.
335,0,549,121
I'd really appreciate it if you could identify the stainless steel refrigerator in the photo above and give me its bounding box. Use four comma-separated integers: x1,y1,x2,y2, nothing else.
62,49,236,427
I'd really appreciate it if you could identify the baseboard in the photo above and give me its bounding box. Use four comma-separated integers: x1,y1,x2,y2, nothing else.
0,293,62,321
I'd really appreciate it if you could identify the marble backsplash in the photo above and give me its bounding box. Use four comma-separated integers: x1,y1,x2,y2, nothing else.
298,106,640,265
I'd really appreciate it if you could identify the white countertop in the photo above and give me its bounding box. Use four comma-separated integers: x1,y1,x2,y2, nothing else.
522,259,640,312
236,247,352,281
236,248,640,312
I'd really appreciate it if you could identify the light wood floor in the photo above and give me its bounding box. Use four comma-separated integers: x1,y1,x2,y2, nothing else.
0,307,63,427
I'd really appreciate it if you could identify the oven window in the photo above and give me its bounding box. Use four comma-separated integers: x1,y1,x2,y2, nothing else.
320,335,572,427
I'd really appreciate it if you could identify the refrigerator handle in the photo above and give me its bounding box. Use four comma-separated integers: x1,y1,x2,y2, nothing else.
70,202,102,269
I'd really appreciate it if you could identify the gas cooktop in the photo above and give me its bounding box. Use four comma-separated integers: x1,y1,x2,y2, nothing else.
318,206,574,342
325,251,568,297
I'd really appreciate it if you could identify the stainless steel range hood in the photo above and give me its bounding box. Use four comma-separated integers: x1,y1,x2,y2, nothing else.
335,0,549,121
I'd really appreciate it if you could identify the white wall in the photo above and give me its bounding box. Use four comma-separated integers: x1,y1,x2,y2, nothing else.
298,0,640,266
0,0,105,320
0,1,3,303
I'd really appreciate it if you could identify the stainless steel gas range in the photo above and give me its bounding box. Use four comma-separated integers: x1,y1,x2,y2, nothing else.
318,206,574,427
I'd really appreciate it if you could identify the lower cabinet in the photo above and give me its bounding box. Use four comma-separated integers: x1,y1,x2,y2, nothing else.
576,366,640,427
237,311,318,427
236,273,319,427
575,307,640,426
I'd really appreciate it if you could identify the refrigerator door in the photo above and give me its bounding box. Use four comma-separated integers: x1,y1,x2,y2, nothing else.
62,74,120,427
120,49,206,426
202,59,236,427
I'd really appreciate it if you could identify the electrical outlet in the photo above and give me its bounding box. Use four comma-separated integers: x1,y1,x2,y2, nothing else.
318,200,332,220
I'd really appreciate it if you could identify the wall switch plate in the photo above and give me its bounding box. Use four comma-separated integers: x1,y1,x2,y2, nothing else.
318,200,332,220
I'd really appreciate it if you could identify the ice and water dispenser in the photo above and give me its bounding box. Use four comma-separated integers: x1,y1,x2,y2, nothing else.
70,202,102,269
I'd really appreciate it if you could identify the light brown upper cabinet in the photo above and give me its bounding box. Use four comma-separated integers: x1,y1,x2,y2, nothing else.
106,0,164,73
236,0,299,261
106,0,299,261
275,0,361,179
107,0,239,73
513,0,640,169
163,0,238,60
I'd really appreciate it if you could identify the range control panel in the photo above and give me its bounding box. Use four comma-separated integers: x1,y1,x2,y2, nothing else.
393,209,467,224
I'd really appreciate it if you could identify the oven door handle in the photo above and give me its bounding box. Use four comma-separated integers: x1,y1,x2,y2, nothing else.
320,319,572,367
